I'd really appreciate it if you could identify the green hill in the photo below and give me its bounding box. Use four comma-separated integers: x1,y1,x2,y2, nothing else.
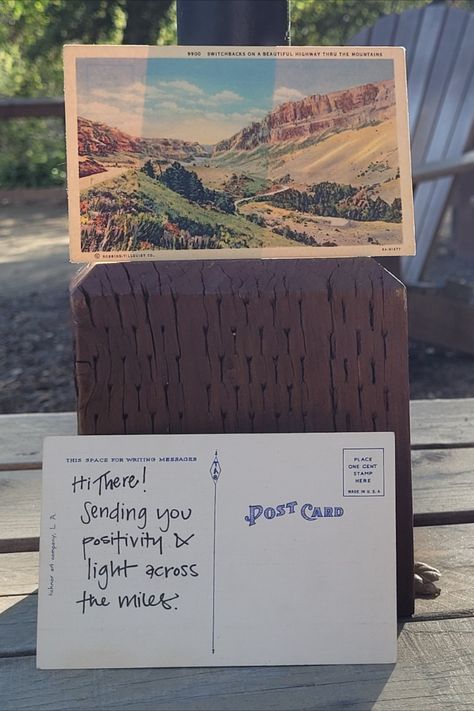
80,169,292,252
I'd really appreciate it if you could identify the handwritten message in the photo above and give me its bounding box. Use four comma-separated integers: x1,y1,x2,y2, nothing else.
57,459,201,616
38,432,397,669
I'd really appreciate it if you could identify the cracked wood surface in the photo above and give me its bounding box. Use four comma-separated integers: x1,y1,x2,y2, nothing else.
71,258,414,616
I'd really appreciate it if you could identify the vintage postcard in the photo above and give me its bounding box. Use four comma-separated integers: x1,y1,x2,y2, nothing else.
37,432,396,668
64,45,415,263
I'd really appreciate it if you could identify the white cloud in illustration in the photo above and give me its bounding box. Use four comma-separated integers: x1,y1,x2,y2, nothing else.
203,109,265,124
210,89,243,103
86,82,148,108
273,86,305,104
78,100,144,136
158,79,204,95
145,107,267,143
159,100,180,112
78,76,266,142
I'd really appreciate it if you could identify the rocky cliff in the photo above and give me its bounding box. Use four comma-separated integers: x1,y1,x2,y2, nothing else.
77,117,209,161
214,80,395,153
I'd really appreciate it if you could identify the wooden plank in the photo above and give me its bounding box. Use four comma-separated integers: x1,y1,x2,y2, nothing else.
412,448,474,514
0,553,38,595
0,617,472,709
0,413,76,470
0,97,64,120
415,511,474,526
367,13,398,45
0,448,470,555
0,538,39,555
410,7,466,167
414,524,474,618
0,470,41,540
417,11,474,169
0,401,471,471
0,445,471,545
412,149,474,183
351,4,474,285
410,399,474,448
405,4,447,137
403,12,474,284
0,524,474,653
0,594,37,658
0,593,34,614
393,7,425,80
0,403,470,550
1,523,472,617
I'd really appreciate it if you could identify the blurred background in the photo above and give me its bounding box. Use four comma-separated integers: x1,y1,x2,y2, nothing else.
1,0,473,413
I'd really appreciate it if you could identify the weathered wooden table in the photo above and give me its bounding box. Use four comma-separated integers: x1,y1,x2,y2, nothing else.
0,399,473,710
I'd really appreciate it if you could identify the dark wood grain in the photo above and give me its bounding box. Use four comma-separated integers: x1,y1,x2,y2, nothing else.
71,257,414,616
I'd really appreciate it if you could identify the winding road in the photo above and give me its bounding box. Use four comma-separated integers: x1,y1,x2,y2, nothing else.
234,186,292,207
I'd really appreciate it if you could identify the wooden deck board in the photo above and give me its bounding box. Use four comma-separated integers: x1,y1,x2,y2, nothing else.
0,400,472,471
411,448,474,514
0,532,458,620
0,470,41,539
1,524,472,654
414,524,474,618
0,552,38,596
0,413,76,470
409,399,474,448
0,618,472,710
0,400,472,708
1,444,472,545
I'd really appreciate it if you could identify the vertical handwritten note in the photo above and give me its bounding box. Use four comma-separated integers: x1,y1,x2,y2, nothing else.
38,432,397,668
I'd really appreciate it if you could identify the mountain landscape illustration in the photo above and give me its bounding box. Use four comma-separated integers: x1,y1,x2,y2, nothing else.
77,79,403,253
214,80,395,151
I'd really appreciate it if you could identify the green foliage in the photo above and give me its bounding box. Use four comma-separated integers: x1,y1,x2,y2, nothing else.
264,181,402,223
142,159,156,180
2,0,474,187
291,0,473,46
0,118,65,187
0,0,175,188
80,170,288,251
151,161,236,214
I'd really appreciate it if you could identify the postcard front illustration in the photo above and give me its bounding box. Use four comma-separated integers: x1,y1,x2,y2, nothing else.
65,46,414,261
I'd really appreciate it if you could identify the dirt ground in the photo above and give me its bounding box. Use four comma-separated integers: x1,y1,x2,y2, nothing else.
0,191,473,414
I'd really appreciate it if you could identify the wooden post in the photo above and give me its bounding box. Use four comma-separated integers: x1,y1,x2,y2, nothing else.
70,1,414,617
177,0,289,45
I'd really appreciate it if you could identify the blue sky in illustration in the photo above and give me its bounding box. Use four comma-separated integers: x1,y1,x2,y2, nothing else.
76,57,394,144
